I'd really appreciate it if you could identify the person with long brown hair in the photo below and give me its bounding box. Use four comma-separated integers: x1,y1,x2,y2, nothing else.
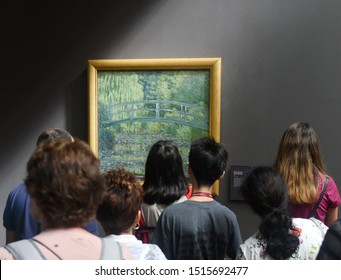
274,122,341,226
237,166,327,260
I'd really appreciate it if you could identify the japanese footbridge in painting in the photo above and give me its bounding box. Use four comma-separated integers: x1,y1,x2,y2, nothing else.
103,100,208,130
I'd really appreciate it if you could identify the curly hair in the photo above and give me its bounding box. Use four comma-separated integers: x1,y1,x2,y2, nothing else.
241,166,299,260
97,168,143,235
25,139,105,229
143,140,188,205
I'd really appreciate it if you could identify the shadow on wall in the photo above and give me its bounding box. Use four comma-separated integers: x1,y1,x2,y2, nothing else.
1,0,162,161
65,70,88,140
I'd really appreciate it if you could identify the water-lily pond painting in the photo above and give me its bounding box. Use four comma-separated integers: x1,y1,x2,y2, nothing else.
88,58,221,191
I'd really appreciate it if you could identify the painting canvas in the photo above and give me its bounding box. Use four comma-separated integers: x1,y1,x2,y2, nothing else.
88,58,221,194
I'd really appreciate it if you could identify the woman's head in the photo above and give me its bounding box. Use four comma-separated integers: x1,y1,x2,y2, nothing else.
274,122,326,204
241,166,299,259
143,140,187,205
25,139,105,229
241,166,289,217
97,168,143,235
275,122,324,172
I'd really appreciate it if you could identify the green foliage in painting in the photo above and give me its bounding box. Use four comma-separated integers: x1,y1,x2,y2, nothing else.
98,70,209,177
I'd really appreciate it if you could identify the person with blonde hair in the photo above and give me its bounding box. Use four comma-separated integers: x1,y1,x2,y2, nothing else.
274,122,341,226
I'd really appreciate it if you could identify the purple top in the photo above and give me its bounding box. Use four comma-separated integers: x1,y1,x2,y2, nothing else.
290,175,341,223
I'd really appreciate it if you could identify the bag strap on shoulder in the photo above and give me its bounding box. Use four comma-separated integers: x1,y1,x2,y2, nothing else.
309,217,327,235
308,176,329,218
6,238,123,260
4,239,45,260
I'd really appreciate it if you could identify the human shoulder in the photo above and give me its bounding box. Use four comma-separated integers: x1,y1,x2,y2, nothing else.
141,201,166,212
322,175,339,193
3,182,29,229
144,244,167,260
7,182,27,198
156,201,192,222
209,200,238,218
242,232,262,246
174,195,188,204
141,201,166,227
324,175,341,206
292,217,328,238
0,246,14,260
239,232,267,260
108,234,166,260
164,199,191,210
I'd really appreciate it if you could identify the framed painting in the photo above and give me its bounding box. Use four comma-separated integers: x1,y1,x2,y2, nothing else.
88,58,222,194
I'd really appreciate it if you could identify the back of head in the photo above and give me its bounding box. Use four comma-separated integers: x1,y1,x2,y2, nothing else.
241,166,299,259
143,140,187,205
97,168,143,235
274,122,325,204
189,136,228,186
241,166,289,216
25,138,105,229
36,128,73,146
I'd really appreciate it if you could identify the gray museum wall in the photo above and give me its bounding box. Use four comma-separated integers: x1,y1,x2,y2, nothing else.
1,0,340,246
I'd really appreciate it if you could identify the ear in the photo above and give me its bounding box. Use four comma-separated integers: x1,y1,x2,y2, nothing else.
219,171,226,180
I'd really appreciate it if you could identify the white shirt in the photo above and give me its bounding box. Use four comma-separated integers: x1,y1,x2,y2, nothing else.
104,234,166,260
237,217,328,260
141,195,187,227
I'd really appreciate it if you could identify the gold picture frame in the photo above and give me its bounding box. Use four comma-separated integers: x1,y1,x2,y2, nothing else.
88,58,221,194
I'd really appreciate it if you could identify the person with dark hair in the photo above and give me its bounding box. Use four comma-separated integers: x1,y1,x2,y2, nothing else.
237,166,328,260
2,128,98,244
151,137,242,259
97,168,166,260
0,139,129,259
35,128,74,145
274,122,341,226
316,218,341,260
138,140,188,242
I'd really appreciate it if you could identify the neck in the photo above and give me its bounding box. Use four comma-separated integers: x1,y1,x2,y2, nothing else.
190,186,213,201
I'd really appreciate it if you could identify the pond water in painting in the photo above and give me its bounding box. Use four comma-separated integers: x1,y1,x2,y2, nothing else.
98,69,210,178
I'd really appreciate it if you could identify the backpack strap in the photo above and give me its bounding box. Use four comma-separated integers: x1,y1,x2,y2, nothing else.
308,176,329,218
6,238,123,260
4,239,45,260
309,217,327,236
100,237,122,260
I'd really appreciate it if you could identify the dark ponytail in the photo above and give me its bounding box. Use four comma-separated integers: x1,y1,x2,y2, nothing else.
259,211,299,259
241,166,299,260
